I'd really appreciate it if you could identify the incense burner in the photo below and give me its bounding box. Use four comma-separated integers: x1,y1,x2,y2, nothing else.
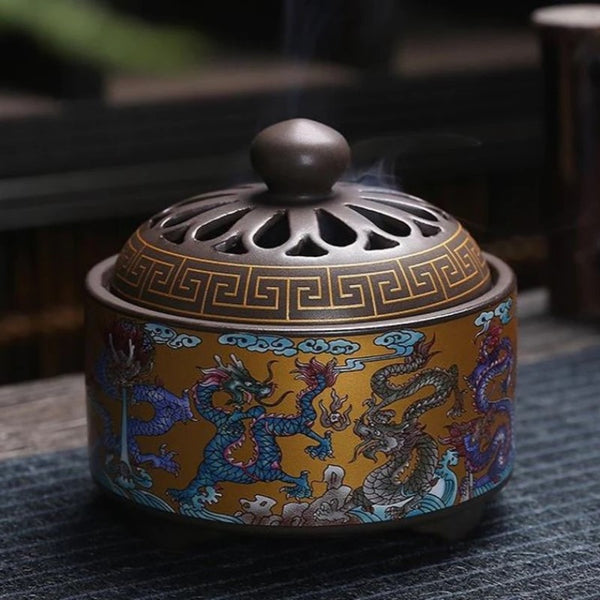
85,119,516,539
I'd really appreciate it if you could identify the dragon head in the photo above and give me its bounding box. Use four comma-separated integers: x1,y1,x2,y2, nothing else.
139,382,196,424
104,319,154,387
405,335,439,369
199,354,291,409
351,401,420,462
439,421,471,451
440,414,491,455
478,325,503,359
173,388,196,424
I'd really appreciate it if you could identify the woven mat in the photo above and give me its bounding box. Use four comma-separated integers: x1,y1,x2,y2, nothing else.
2,346,599,600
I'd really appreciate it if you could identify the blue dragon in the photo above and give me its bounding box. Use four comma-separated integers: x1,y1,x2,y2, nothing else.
167,354,337,507
94,353,195,474
441,325,514,496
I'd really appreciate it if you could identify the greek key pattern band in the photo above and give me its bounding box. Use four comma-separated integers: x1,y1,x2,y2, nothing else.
112,228,490,324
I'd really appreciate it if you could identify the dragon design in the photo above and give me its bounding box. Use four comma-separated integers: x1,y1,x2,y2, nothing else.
351,337,463,518
441,325,514,497
318,389,352,431
167,355,337,506
94,353,195,474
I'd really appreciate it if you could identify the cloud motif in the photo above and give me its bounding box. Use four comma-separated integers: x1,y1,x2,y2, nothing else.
144,323,176,345
474,311,495,335
218,333,297,357
475,298,513,336
335,329,425,372
144,323,202,350
374,330,424,357
218,334,360,358
168,334,203,349
297,338,360,355
297,338,329,354
494,298,513,324
335,358,366,372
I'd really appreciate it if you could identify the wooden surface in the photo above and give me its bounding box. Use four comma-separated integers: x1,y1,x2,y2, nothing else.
1,289,599,462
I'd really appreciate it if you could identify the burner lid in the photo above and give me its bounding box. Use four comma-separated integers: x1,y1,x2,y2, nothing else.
111,119,491,325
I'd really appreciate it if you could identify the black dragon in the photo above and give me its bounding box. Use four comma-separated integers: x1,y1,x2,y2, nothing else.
351,336,463,517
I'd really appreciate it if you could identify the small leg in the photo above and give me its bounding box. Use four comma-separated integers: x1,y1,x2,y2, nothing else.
409,497,487,541
167,473,209,504
138,444,180,475
128,511,221,552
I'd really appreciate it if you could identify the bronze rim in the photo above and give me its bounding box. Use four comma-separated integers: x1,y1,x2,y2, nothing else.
86,252,515,335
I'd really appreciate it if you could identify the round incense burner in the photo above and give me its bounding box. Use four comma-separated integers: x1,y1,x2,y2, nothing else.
85,119,517,540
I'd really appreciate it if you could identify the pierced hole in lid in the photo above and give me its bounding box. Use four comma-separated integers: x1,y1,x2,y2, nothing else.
429,206,451,219
348,205,411,237
253,211,290,248
214,235,248,255
171,192,235,209
149,209,170,228
412,221,440,237
401,205,439,222
364,231,399,250
369,198,440,222
162,201,232,228
194,207,252,241
316,209,357,246
162,227,188,244
286,236,328,257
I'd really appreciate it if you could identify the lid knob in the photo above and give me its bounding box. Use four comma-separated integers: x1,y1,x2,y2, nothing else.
250,118,351,198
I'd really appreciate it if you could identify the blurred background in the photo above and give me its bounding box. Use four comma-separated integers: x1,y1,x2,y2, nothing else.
0,0,572,383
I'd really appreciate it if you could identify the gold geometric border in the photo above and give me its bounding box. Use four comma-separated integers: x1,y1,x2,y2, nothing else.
111,225,491,324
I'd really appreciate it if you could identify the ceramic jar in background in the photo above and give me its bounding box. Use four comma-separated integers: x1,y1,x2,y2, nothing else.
533,5,600,318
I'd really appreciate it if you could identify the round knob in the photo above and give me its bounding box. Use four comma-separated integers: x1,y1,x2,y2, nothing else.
250,119,351,198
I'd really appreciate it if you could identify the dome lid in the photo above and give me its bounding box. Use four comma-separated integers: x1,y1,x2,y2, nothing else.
111,119,491,326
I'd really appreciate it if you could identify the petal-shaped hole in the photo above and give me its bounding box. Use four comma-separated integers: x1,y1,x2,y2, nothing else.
286,236,328,257
163,202,232,229
316,209,357,246
214,235,248,255
162,227,187,244
149,209,170,228
364,231,399,250
397,204,439,222
253,211,290,248
348,205,411,237
429,206,451,220
412,221,440,237
369,199,440,221
172,192,234,209
194,207,252,241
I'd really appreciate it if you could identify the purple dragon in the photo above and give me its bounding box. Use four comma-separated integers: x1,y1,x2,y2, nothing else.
93,366,195,475
167,355,337,507
441,325,514,497
93,320,195,476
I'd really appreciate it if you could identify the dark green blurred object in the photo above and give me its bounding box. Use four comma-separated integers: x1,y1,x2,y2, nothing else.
0,0,208,71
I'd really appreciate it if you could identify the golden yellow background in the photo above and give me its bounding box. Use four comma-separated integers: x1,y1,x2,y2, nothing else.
86,296,517,520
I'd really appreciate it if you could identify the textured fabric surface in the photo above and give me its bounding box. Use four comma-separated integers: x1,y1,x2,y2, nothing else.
1,347,599,600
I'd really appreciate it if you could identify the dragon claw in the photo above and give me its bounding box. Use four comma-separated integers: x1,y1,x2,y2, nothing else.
136,445,180,475
385,505,410,519
280,483,312,499
305,435,334,460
